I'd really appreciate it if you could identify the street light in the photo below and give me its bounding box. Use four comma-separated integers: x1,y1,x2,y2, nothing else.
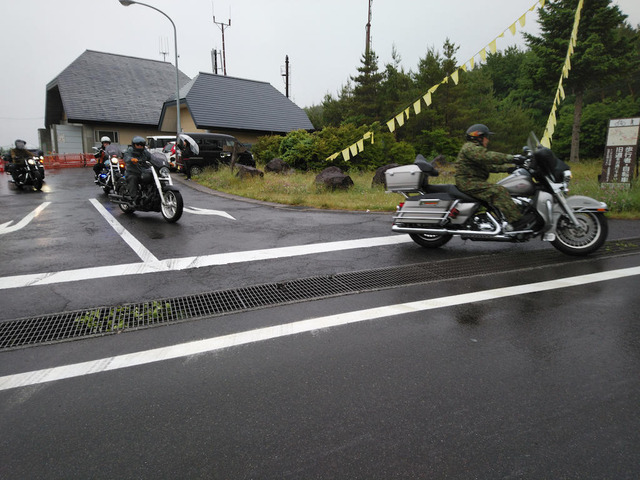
118,0,181,138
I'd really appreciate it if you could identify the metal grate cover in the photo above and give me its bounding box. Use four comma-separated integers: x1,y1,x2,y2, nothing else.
1,237,638,350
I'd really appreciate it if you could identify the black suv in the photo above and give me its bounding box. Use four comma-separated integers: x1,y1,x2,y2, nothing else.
176,133,255,177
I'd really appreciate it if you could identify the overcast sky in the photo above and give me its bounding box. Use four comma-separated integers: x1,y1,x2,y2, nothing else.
1,0,638,148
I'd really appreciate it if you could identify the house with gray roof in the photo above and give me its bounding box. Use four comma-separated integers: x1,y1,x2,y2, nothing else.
44,50,313,154
159,73,314,145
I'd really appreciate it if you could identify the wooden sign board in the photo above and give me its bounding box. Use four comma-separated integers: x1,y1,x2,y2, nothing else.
600,118,639,185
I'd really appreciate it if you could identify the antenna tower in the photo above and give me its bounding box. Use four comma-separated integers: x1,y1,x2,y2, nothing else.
159,37,170,61
213,12,231,75
281,55,290,98
365,0,373,56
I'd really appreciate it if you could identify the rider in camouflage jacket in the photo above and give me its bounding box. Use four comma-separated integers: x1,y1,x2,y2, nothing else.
454,124,523,225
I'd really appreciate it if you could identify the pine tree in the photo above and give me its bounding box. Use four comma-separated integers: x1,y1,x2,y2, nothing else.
524,0,635,161
349,49,385,125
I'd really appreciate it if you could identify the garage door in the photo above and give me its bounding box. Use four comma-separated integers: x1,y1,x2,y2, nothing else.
53,124,83,154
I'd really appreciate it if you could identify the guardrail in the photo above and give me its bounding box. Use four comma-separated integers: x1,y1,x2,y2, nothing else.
42,154,97,169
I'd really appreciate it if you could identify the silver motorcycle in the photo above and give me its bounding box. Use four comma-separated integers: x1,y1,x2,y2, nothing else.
385,133,608,256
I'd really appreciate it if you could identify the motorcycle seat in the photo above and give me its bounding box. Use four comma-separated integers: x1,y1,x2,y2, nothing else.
426,184,479,202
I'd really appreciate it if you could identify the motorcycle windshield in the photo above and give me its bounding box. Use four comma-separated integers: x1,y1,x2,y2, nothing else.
105,145,123,157
527,131,541,153
150,151,168,168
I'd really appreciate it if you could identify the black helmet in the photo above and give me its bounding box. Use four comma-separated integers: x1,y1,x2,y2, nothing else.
465,124,494,143
132,136,146,147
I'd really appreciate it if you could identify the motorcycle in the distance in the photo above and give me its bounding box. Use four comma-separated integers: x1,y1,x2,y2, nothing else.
94,144,124,194
385,132,608,256
7,155,45,191
109,152,183,223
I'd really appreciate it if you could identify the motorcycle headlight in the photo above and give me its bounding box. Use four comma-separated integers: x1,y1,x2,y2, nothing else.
27,159,36,165
111,158,119,165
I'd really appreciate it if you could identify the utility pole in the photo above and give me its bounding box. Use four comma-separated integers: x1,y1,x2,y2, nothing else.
365,0,373,56
213,14,231,75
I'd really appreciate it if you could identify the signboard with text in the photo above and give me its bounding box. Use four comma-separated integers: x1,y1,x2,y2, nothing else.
600,117,639,185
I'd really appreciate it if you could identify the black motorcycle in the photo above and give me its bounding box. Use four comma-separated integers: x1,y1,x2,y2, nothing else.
7,155,45,191
109,152,183,223
94,144,124,194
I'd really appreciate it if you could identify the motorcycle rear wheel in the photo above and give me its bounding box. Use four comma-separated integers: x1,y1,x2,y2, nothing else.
409,233,453,248
161,190,183,223
552,212,607,256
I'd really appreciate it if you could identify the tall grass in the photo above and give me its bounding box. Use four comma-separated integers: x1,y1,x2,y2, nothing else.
194,160,639,218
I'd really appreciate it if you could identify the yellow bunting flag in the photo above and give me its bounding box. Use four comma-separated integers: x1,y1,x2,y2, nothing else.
451,69,459,85
395,112,405,127
386,119,396,133
480,48,487,62
341,148,350,161
404,107,410,119
413,100,421,115
357,139,364,152
542,0,584,147
469,57,475,70
489,39,497,54
349,144,358,157
519,14,526,27
423,92,432,106
363,131,374,144
509,22,517,35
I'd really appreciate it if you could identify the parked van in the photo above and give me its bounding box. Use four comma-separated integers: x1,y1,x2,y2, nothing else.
147,135,178,170
176,132,255,177
146,135,176,152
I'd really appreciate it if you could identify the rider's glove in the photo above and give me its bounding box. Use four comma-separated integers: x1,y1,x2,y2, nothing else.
506,166,517,174
131,158,138,163
512,154,526,166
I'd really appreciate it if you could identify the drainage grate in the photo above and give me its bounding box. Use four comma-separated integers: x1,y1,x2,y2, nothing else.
1,237,639,350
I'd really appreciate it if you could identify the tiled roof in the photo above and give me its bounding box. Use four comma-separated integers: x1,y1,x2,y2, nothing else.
46,50,191,126
173,72,314,133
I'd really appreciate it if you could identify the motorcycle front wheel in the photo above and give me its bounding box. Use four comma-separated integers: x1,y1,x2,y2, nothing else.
117,183,135,214
409,233,453,248
552,212,607,256
161,190,183,223
32,171,43,191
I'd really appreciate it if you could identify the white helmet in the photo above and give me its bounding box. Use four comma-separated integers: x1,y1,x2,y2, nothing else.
101,136,111,143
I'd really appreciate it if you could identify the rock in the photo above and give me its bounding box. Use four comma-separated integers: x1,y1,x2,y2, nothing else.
314,166,353,191
371,163,400,188
235,165,264,179
431,154,447,168
265,158,292,174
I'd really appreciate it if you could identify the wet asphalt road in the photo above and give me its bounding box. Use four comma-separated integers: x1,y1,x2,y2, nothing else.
1,168,639,479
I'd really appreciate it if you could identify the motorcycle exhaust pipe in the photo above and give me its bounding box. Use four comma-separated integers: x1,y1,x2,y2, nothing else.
392,224,501,236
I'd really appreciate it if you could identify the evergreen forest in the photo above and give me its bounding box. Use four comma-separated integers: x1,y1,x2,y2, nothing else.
253,0,640,172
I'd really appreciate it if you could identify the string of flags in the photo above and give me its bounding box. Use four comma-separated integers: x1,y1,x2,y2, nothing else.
326,0,547,162
540,0,584,147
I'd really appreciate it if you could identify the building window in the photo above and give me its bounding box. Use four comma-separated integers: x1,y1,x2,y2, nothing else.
95,130,119,143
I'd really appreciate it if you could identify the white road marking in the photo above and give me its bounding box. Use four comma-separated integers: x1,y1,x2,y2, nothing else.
183,206,235,220
0,235,413,289
89,198,160,264
1,265,638,392
0,202,51,235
